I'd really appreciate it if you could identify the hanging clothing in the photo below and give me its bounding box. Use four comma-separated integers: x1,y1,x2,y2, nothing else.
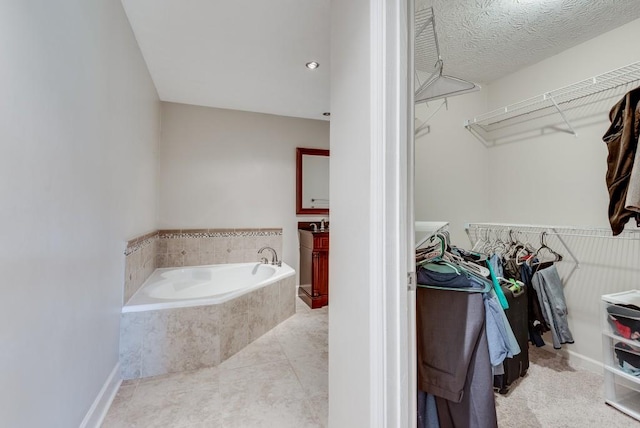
487,255,509,310
520,262,549,347
602,86,640,235
417,390,440,428
416,286,497,428
484,290,521,367
531,264,574,349
417,265,486,290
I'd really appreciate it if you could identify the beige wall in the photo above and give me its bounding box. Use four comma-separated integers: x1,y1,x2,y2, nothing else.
158,102,330,280
0,0,160,426
414,90,491,245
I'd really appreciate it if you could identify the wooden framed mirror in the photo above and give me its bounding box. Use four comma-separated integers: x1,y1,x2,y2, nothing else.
296,147,330,215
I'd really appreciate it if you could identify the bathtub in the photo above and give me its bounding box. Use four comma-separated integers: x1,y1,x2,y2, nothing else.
120,261,297,379
124,262,295,312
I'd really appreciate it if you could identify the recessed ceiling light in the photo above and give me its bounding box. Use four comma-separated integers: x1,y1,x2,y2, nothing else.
322,112,330,117
306,61,320,70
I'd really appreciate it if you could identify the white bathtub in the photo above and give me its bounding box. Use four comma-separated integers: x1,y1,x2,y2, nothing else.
123,262,295,313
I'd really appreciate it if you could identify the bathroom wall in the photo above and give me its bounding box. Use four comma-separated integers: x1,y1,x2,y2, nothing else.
158,102,330,282
414,18,640,370
0,1,160,427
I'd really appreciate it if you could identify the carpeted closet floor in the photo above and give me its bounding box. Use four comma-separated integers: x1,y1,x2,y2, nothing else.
103,297,639,427
495,346,639,427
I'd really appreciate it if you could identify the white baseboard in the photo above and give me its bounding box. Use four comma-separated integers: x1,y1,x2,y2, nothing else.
563,349,604,374
538,345,604,375
79,362,122,428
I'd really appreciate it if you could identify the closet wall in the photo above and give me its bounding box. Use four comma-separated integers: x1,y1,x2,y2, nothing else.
415,17,640,370
414,90,490,245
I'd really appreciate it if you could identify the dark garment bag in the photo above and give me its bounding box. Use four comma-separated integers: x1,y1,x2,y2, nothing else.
494,282,529,394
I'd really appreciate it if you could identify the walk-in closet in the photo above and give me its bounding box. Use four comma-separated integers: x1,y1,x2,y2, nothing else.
412,1,640,426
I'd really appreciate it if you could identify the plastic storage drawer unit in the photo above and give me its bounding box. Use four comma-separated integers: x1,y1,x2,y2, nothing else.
602,290,640,421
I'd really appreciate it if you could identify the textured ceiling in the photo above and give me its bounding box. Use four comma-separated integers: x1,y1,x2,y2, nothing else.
121,0,640,120
418,0,640,85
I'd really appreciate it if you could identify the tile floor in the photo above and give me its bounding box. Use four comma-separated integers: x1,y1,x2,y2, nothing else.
104,297,636,428
102,298,328,428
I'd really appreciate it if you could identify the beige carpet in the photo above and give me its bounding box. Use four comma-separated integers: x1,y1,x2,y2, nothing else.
495,346,639,427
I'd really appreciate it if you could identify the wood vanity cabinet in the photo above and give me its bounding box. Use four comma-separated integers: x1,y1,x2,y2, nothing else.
298,229,329,309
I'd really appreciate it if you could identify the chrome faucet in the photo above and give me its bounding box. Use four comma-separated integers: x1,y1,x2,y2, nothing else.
258,246,281,267
311,223,318,232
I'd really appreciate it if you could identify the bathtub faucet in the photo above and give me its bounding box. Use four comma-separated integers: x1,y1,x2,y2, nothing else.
258,246,281,267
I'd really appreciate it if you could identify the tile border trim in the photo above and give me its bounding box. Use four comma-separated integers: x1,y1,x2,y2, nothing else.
124,228,283,255
124,232,158,256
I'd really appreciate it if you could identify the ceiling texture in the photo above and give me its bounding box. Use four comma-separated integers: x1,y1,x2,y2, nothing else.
122,0,640,121
420,0,640,85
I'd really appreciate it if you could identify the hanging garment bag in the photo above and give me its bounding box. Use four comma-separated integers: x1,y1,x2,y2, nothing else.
494,280,529,394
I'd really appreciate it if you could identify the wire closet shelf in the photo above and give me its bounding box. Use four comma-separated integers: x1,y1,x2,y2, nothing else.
466,222,640,281
464,61,640,147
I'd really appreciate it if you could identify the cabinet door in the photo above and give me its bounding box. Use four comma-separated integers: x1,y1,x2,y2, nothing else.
313,250,329,297
299,245,313,297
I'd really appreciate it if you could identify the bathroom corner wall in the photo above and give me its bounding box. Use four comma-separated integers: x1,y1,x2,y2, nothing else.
158,102,330,290
123,228,283,304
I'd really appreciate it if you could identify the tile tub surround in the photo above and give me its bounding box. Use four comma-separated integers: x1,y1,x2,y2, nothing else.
124,231,159,304
123,228,283,304
156,228,283,268
120,273,296,380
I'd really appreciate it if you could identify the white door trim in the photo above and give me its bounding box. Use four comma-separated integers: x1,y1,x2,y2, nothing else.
369,0,410,426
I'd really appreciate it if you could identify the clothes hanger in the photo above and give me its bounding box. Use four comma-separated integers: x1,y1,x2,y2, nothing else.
473,228,490,253
416,233,448,266
444,251,491,277
531,231,563,265
490,229,509,255
417,233,492,292
506,229,526,258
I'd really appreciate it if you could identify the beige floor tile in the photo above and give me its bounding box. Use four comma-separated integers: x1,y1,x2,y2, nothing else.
218,330,288,371
308,392,329,428
289,350,328,398
276,327,328,360
104,303,328,428
296,296,312,313
220,396,322,428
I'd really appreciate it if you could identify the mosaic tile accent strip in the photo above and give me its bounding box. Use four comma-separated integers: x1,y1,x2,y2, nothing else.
158,228,283,239
124,231,159,256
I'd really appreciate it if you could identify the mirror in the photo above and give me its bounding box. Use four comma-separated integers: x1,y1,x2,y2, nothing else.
296,147,330,215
